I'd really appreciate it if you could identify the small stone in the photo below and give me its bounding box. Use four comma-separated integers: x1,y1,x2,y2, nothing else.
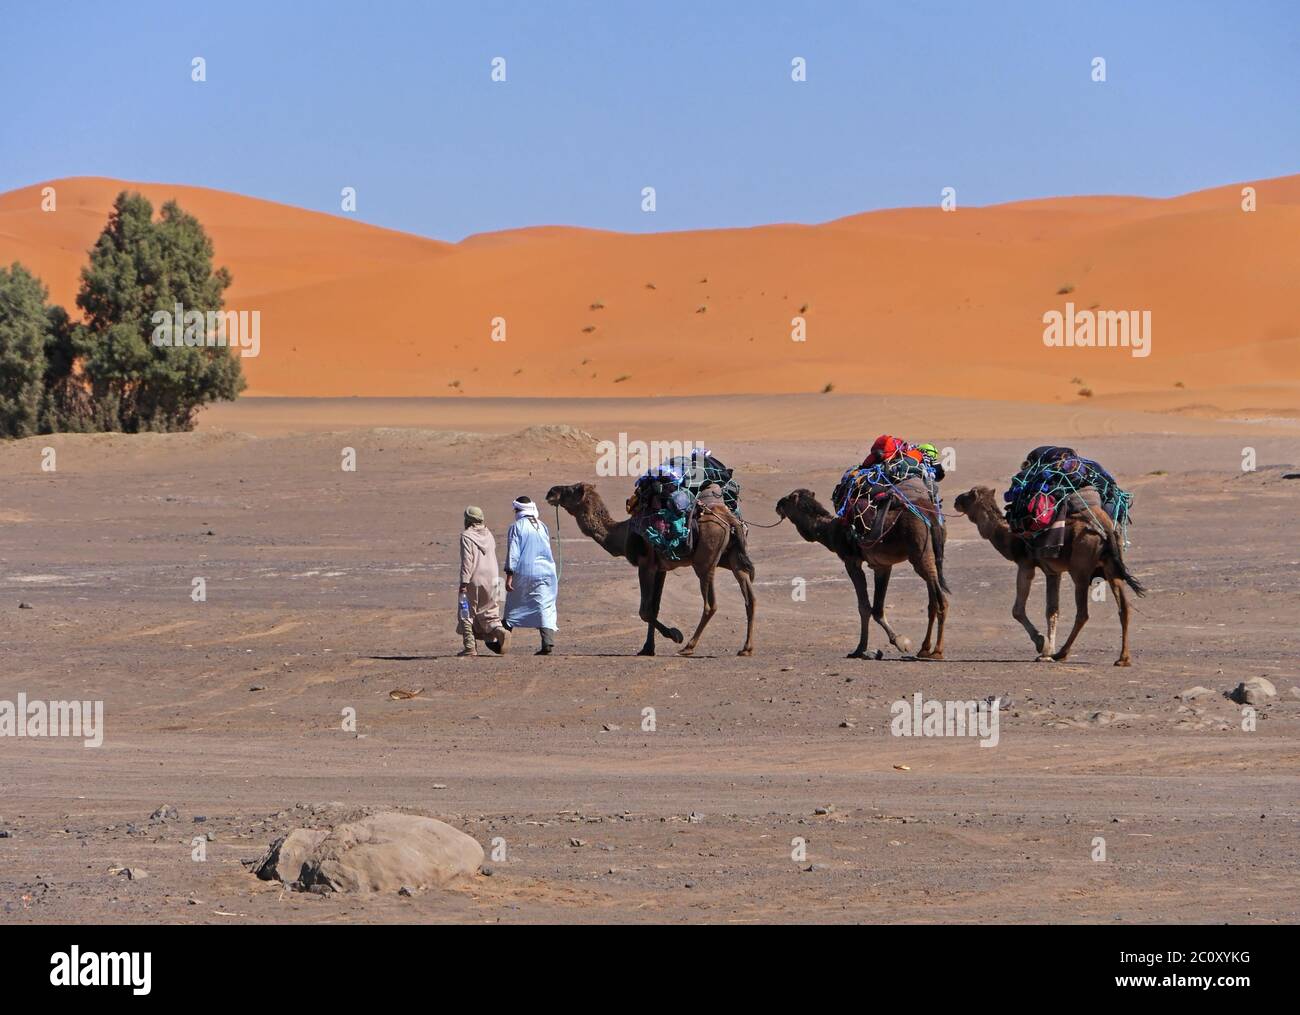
18,602,33,610
480,865,494,877
122,867,148,880
149,805,178,822
569,837,587,848
840,719,856,729
397,885,414,897
193,816,207,823
249,685,266,692
687,811,704,824
601,723,621,732
814,806,833,815
1177,686,1215,701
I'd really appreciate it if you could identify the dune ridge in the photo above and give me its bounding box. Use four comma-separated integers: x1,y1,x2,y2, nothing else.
1,175,1296,412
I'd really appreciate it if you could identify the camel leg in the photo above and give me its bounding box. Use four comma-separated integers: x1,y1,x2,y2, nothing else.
1012,564,1046,657
648,570,683,643
679,562,718,656
921,568,947,660
1110,578,1131,667
1041,573,1061,659
1052,571,1091,662
870,566,914,656
732,566,756,657
636,564,662,656
844,559,873,658
647,568,683,645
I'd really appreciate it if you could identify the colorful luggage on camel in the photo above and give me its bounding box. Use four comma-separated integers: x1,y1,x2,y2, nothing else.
1003,446,1133,555
627,449,741,560
834,435,944,545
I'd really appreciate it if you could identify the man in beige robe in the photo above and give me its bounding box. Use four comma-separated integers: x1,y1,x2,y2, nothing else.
457,506,510,657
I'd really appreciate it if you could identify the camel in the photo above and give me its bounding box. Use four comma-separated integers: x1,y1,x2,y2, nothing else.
775,488,948,659
952,486,1145,666
545,482,756,656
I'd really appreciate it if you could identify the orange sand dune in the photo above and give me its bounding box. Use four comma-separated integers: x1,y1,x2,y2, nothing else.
1,175,1296,412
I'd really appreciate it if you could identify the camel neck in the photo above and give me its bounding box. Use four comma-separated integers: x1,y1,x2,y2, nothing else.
790,506,834,546
972,503,1017,561
572,496,618,548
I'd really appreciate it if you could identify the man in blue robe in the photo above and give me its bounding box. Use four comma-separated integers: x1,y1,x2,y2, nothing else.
503,496,559,654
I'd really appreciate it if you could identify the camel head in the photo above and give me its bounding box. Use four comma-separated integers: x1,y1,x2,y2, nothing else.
775,488,830,521
546,482,594,513
952,486,999,520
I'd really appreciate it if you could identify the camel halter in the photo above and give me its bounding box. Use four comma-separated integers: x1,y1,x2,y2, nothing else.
552,503,563,579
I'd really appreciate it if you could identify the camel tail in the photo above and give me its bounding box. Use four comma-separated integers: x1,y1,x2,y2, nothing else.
931,523,951,595
730,522,756,579
1105,528,1146,598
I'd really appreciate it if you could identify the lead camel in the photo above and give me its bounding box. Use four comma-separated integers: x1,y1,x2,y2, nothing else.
545,482,756,656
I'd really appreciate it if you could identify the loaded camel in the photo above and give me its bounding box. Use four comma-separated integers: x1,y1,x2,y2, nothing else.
545,482,756,656
952,486,1144,666
775,489,949,659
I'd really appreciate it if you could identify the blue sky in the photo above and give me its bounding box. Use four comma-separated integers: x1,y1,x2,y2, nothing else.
3,0,1296,240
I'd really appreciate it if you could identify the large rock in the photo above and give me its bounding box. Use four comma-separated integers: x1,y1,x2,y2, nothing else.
252,828,329,884
254,813,482,893
1230,676,1276,706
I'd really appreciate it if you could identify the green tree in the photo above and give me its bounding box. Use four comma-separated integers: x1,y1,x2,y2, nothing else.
76,192,245,432
40,303,95,432
0,262,54,438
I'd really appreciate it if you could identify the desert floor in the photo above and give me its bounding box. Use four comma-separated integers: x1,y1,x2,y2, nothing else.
1,394,1297,923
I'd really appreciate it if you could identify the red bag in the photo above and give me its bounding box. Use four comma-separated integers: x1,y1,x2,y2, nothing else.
1027,492,1056,531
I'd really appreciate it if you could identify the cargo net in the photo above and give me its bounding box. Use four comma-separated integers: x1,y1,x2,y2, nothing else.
1003,446,1133,542
627,450,741,517
832,451,939,526
626,450,740,561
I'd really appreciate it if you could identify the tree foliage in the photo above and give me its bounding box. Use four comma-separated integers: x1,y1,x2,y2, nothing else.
76,192,245,432
0,191,245,438
0,263,55,438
